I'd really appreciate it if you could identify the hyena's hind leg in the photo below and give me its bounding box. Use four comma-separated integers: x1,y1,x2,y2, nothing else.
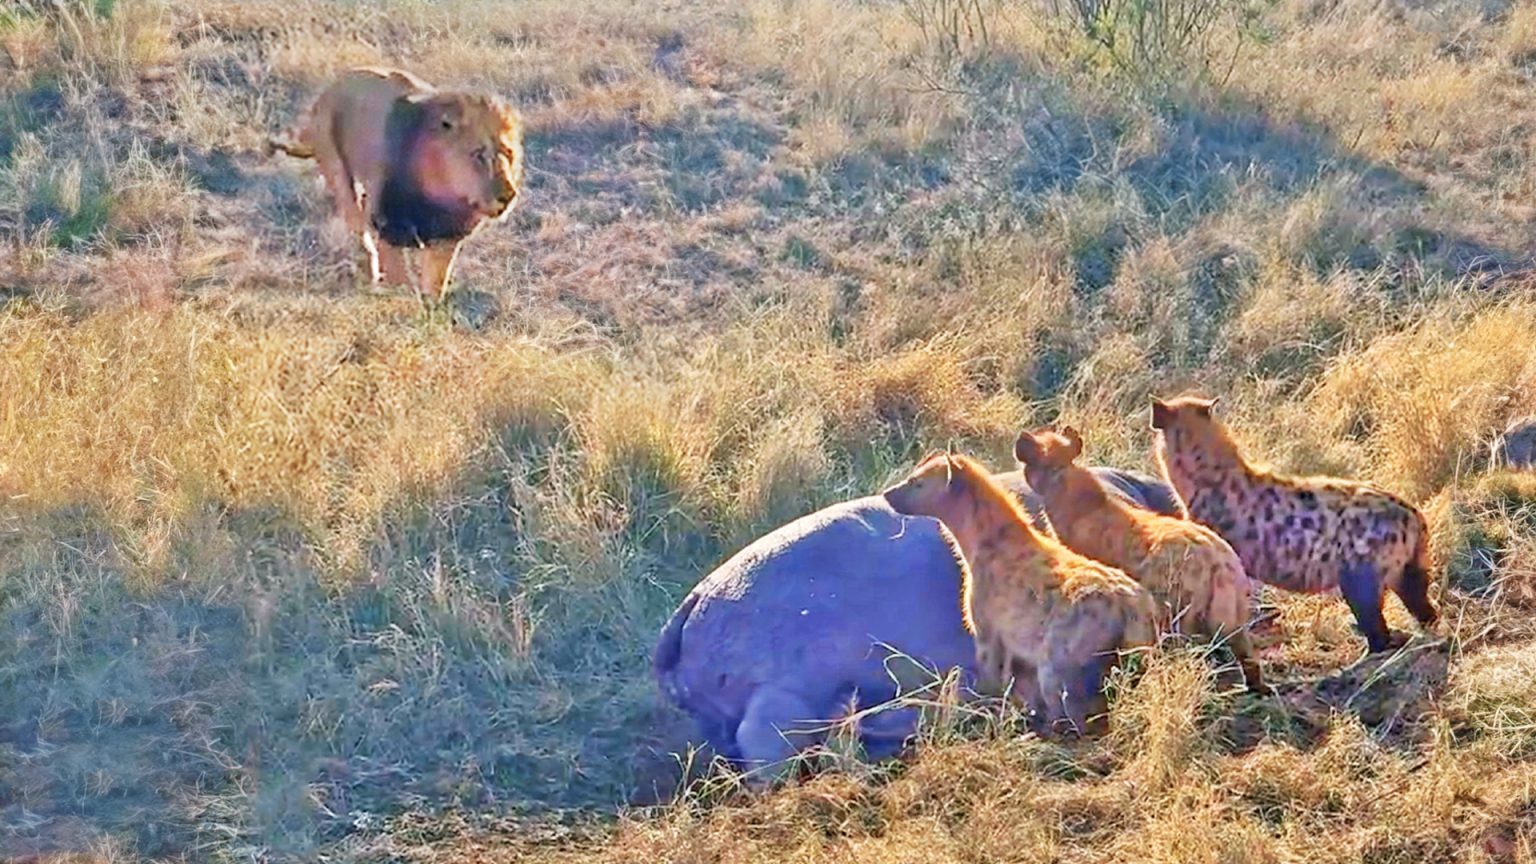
1340,560,1406,654
1392,560,1440,629
1224,628,1273,696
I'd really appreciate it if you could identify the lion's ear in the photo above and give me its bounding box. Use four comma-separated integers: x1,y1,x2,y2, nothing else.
405,93,460,131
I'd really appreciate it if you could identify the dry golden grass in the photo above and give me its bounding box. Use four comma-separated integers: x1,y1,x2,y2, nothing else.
1309,300,1536,497
5,0,1536,860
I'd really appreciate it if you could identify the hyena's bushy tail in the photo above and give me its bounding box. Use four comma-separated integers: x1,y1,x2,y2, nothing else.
1399,509,1440,626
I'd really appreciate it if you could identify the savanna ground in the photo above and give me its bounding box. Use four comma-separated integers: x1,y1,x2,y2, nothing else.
3,0,1536,860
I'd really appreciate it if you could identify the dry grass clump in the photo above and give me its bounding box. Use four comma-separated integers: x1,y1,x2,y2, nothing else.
732,0,1025,160
1448,641,1536,759
375,646,1536,863
1307,301,1536,497
1431,471,1536,626
1219,261,1388,379
0,304,592,576
2,0,173,88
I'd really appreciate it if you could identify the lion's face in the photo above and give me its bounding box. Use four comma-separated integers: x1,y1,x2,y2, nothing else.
407,92,524,222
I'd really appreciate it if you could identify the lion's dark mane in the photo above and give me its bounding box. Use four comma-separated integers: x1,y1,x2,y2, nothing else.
372,98,481,247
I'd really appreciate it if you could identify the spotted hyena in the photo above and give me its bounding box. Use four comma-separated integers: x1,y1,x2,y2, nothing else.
882,451,1160,735
1015,426,1269,693
1151,395,1438,654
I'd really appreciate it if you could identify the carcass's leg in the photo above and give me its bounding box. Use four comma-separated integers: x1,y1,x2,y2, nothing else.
734,687,821,786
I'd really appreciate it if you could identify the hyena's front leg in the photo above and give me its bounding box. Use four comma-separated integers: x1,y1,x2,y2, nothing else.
1009,656,1046,731
359,231,386,283
415,241,462,299
1225,628,1273,696
1035,664,1072,735
974,635,1005,697
1056,654,1114,737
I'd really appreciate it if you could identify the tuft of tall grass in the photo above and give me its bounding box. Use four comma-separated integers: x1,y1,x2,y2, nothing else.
1308,300,1536,498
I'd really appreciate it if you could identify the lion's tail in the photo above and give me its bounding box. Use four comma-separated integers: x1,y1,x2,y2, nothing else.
265,131,315,160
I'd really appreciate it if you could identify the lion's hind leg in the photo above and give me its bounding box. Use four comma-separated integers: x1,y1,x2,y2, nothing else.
314,154,381,284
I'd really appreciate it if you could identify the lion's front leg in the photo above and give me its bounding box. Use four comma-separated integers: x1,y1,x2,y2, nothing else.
359,231,387,284
415,241,462,299
375,240,411,286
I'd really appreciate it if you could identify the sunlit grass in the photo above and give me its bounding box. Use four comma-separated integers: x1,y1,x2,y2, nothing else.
4,0,1536,860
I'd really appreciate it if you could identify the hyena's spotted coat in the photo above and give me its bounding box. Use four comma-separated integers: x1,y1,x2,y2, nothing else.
1151,396,1438,654
1015,427,1269,693
882,452,1160,735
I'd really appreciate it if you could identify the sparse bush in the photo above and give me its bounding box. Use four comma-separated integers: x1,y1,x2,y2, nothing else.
1046,0,1261,82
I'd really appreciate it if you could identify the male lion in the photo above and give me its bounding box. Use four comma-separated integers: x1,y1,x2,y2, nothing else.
268,67,525,298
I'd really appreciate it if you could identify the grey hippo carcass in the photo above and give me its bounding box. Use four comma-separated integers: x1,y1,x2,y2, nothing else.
1490,416,1536,471
652,466,1181,771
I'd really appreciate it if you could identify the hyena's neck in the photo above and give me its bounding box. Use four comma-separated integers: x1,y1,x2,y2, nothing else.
941,473,1051,574
1054,485,1144,564
1160,437,1249,498
1039,469,1114,541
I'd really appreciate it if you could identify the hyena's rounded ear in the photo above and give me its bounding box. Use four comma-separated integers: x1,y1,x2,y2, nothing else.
1014,430,1041,464
1060,426,1084,458
1150,397,1173,430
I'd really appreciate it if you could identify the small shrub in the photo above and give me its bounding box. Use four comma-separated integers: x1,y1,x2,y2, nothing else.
1046,0,1260,82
